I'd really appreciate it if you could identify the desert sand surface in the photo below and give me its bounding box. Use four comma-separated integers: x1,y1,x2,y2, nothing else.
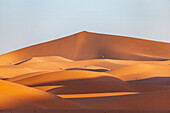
1,31,170,112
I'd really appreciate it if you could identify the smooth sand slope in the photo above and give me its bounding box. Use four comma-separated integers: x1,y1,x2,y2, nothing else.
1,31,170,65
0,79,80,109
107,63,170,81
0,66,39,78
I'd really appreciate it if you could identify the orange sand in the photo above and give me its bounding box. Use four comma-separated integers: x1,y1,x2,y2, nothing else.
1,31,170,112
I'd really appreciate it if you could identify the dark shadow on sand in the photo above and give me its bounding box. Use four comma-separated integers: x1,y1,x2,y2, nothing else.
127,77,170,86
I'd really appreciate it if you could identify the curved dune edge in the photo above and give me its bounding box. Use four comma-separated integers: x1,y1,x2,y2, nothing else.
0,79,80,109
7,70,115,86
26,56,73,63
107,63,170,81
1,31,170,65
57,92,139,98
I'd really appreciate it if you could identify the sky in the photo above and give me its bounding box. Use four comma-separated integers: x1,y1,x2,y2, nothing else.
1,0,170,54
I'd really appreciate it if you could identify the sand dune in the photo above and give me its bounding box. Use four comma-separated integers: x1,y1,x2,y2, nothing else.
0,80,80,109
68,90,170,109
128,77,170,86
15,58,126,71
58,92,139,98
28,56,73,63
7,71,49,82
1,31,170,111
8,70,124,87
8,69,170,94
107,63,170,81
0,66,39,78
1,31,170,65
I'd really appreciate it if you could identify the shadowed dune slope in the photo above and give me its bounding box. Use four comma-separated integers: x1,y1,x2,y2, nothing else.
0,80,80,109
68,90,170,109
128,77,170,86
8,70,136,94
8,69,170,95
1,31,170,65
7,70,115,86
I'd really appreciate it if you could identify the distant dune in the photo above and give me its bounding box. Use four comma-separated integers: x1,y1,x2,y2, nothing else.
1,31,170,65
1,31,170,112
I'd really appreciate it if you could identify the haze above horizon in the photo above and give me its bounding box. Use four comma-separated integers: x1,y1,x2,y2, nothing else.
1,0,170,54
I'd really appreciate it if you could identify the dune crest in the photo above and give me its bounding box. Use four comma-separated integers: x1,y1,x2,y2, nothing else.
1,31,170,65
1,31,170,111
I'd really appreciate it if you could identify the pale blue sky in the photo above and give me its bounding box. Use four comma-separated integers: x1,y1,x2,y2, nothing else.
1,0,170,54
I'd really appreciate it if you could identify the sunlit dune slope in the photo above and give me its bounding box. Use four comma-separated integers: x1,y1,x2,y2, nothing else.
3,56,170,79
0,80,80,109
15,62,63,71
107,63,170,81
7,71,49,82
58,92,139,98
17,58,124,70
18,56,170,70
0,66,39,78
1,31,170,65
25,56,73,64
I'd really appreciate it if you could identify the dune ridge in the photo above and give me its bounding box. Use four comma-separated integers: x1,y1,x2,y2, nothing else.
1,31,170,112
1,31,170,65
